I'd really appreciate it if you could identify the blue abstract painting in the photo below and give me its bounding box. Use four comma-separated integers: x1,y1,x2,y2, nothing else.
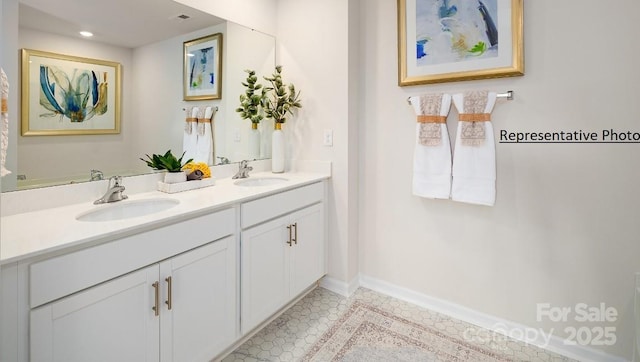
39,65,108,123
188,47,215,91
416,0,498,66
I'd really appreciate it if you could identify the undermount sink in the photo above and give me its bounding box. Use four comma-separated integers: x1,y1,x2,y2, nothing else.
234,177,289,187
76,198,180,222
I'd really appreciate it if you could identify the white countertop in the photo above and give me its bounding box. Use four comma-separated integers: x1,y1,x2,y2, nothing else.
1,171,329,264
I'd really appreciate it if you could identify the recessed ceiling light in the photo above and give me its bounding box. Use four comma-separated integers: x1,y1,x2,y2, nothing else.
79,31,93,37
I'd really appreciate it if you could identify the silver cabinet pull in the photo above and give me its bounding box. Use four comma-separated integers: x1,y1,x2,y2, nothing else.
152,281,160,316
292,222,298,245
286,225,292,246
165,276,173,310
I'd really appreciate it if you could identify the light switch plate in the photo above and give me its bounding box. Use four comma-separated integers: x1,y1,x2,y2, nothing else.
323,129,333,146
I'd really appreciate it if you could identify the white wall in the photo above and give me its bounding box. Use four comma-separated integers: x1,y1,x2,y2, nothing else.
173,0,277,36
358,0,639,360
276,0,360,286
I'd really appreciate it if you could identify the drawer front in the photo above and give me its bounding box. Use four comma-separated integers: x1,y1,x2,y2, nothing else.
30,208,235,308
241,182,324,229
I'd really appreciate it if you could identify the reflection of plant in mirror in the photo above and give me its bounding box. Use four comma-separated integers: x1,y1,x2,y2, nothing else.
140,150,193,173
263,66,302,124
236,69,267,125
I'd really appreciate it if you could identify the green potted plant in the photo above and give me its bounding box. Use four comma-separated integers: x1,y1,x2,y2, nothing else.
263,65,302,126
236,69,266,126
236,69,266,159
140,150,193,183
262,65,302,173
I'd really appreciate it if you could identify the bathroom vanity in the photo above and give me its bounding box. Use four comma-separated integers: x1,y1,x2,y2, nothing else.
0,170,329,362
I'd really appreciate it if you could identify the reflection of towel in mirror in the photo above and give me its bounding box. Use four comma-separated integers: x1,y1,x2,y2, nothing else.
451,91,497,206
195,106,215,165
183,107,199,163
409,93,452,199
1,68,11,177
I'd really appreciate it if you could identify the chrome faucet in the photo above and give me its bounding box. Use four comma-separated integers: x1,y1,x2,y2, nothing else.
90,169,104,181
94,176,128,204
232,160,253,179
217,156,230,165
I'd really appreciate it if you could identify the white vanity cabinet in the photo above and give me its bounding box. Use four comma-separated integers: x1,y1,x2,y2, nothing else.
240,182,326,334
27,209,237,362
1,173,330,362
30,264,161,361
160,238,236,362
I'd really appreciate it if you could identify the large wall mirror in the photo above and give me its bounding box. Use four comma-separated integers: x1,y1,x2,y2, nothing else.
2,0,276,192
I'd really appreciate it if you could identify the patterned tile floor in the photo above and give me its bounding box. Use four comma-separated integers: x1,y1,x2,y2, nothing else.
221,287,575,362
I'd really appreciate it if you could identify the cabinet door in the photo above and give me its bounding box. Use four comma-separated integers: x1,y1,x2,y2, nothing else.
289,203,325,298
241,217,289,334
160,237,236,362
30,265,159,362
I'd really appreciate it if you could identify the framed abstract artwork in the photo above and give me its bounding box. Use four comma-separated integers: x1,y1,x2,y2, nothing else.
21,49,121,136
398,0,524,86
183,33,223,101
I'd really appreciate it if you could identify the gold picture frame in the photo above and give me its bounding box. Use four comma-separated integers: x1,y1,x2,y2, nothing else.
21,49,121,136
398,0,524,86
183,33,223,101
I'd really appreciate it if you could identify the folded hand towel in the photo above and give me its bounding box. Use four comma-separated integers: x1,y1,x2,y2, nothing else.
183,107,199,163
195,106,215,165
1,68,11,177
409,93,452,199
451,91,497,206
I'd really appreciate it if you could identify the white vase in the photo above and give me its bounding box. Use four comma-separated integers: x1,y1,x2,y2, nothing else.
272,124,285,173
164,171,186,184
248,124,260,160
262,123,272,158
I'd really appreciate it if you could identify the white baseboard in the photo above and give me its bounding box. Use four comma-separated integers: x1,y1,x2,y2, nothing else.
323,274,628,362
319,275,359,297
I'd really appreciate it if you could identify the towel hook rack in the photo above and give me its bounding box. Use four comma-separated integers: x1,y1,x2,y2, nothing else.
406,91,514,105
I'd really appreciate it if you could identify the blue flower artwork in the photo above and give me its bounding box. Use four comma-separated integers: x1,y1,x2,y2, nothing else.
416,0,498,66
39,65,108,123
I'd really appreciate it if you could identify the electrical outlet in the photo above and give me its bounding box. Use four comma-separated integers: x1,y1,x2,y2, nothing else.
323,129,333,146
234,129,241,142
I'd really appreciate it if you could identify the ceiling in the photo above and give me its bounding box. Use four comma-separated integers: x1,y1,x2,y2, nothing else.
18,0,226,48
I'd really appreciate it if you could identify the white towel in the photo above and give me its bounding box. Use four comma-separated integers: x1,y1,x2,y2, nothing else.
409,93,452,199
183,107,198,163
1,68,11,177
451,91,497,206
195,106,215,165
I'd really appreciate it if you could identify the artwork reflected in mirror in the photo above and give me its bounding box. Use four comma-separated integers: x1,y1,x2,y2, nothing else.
183,33,222,101
21,49,122,136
